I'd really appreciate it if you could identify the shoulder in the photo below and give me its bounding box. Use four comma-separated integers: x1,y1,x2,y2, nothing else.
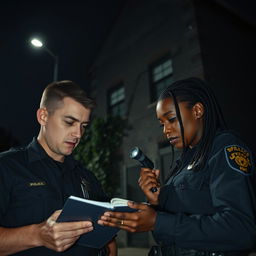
0,146,27,165
209,130,254,176
211,130,251,153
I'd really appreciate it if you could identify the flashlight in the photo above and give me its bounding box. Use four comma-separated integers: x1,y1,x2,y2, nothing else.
129,147,157,193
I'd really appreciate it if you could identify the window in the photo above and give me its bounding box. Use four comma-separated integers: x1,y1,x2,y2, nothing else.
150,56,173,102
108,85,125,117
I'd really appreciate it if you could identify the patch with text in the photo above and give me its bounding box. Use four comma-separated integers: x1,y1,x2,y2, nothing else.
225,145,252,175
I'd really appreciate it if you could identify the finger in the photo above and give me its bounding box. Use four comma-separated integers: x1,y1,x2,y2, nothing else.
51,210,62,220
58,226,93,239
140,167,152,172
97,218,135,232
140,177,159,187
49,226,93,246
154,169,160,179
140,179,160,192
103,203,148,218
56,221,93,232
47,218,56,227
50,236,79,252
138,174,158,186
127,201,149,210
140,170,157,178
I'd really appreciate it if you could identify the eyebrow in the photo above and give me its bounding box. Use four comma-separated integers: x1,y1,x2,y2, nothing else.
64,115,90,124
157,110,174,121
162,110,174,117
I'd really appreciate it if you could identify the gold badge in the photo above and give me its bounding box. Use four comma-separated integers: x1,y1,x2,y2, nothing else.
225,145,252,175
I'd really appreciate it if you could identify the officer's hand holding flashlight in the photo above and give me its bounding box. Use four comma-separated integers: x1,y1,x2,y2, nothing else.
129,147,160,205
138,167,160,205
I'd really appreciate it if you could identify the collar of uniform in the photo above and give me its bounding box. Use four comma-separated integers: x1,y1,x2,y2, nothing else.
27,137,78,170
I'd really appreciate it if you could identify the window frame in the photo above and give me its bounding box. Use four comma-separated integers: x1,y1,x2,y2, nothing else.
149,55,173,103
107,83,126,117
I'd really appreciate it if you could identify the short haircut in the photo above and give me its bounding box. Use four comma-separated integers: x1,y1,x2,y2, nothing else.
40,80,96,113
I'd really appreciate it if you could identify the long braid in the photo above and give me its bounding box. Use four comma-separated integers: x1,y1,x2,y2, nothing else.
158,77,227,172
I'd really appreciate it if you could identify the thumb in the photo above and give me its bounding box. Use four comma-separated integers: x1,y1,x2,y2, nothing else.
50,209,62,221
127,201,149,210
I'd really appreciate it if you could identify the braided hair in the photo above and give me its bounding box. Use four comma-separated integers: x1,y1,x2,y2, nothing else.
158,77,227,172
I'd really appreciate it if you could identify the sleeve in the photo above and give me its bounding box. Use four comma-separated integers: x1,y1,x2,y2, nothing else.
153,143,256,251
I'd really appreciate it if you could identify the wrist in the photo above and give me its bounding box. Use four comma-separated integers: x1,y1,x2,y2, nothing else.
148,199,158,205
28,223,43,247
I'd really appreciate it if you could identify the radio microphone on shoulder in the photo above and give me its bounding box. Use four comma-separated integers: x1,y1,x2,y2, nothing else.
129,146,158,193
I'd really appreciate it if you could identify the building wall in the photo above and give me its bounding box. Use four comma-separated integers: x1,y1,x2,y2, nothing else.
89,0,204,247
90,0,203,163
193,0,256,153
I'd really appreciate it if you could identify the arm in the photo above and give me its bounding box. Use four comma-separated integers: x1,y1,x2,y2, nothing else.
0,210,93,255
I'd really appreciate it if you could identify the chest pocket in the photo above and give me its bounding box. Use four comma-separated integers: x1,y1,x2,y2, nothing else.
7,182,61,226
168,170,213,214
181,170,209,190
12,183,58,205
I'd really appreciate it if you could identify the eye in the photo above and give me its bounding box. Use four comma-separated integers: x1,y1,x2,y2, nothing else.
65,121,73,126
81,123,89,130
168,116,176,123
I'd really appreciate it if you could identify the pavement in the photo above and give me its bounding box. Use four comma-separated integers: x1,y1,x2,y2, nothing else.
117,247,256,256
118,247,149,256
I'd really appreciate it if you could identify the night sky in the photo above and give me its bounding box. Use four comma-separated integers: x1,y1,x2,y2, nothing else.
0,1,124,146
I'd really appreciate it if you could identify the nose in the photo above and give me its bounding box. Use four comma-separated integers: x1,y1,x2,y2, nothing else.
163,121,172,135
72,124,82,138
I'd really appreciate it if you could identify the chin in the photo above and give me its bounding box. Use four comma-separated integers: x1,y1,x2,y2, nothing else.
62,149,73,156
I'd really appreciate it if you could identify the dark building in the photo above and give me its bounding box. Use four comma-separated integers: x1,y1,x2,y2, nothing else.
88,0,256,248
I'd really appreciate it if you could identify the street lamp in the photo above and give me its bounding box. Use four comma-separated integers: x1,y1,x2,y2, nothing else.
31,38,59,82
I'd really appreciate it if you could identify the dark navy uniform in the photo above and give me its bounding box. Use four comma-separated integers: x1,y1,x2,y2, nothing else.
0,138,108,256
152,131,256,255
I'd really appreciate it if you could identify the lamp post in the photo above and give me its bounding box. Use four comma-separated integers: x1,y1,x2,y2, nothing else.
31,38,59,82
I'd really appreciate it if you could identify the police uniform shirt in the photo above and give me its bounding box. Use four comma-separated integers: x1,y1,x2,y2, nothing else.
0,137,108,256
153,131,256,251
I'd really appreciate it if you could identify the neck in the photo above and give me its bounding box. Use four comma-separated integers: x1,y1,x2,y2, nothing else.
37,134,65,163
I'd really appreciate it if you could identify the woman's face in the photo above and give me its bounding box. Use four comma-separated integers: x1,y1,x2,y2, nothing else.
156,97,204,149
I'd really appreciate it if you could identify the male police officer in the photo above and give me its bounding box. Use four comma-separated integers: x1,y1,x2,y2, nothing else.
0,81,116,255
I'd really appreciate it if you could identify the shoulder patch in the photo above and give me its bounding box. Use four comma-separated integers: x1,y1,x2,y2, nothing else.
224,145,252,175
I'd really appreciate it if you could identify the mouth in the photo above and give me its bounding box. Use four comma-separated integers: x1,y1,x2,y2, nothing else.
167,136,179,145
65,141,78,148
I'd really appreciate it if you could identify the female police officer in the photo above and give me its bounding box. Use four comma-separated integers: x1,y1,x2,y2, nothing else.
98,77,256,256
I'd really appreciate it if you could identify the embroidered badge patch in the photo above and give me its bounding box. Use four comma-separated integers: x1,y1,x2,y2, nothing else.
225,145,252,175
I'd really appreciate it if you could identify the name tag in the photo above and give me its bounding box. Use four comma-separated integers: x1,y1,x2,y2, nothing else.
29,181,46,186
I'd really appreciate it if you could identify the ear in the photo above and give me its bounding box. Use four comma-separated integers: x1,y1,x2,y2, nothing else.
37,108,49,125
192,102,204,119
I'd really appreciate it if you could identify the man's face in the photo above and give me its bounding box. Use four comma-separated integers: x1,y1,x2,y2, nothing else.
38,97,91,162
